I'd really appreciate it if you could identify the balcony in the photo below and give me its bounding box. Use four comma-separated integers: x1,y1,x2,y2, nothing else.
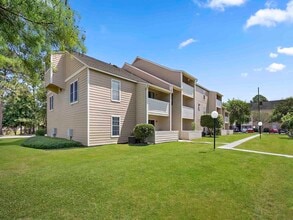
182,82,194,98
148,98,169,116
225,116,229,123
182,106,194,119
216,99,222,108
45,68,65,93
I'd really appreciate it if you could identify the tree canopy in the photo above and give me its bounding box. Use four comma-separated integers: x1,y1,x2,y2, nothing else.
0,0,86,134
251,94,268,103
271,97,293,122
281,113,293,138
225,99,251,126
200,114,224,136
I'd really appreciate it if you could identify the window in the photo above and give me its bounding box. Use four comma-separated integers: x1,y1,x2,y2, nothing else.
111,80,121,102
111,116,120,137
49,95,54,110
148,91,155,99
70,80,78,103
148,120,155,126
203,95,205,100
198,104,200,111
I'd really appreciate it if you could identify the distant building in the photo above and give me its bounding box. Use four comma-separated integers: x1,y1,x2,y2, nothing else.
244,100,283,130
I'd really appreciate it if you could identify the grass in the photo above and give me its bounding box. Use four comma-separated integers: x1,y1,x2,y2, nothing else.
237,134,293,155
192,133,255,146
0,137,292,219
21,136,83,149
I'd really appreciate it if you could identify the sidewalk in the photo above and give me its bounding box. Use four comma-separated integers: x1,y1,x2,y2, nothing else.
0,135,34,139
218,134,293,158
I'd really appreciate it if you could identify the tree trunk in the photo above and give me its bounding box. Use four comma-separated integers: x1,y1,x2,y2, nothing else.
0,101,3,135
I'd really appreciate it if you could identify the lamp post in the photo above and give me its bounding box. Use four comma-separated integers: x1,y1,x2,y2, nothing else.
211,111,219,150
258,121,263,139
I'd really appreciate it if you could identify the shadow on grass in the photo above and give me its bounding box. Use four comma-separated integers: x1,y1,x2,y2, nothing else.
0,139,25,147
128,143,150,147
279,136,293,140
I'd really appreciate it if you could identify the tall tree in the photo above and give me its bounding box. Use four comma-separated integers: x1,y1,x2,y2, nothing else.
225,99,251,127
0,0,86,134
251,94,268,103
271,97,293,122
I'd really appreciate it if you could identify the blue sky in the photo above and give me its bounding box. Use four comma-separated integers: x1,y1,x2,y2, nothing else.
71,0,293,102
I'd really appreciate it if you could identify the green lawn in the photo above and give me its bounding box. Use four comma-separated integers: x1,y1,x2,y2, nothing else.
0,137,292,219
237,134,293,155
192,133,255,146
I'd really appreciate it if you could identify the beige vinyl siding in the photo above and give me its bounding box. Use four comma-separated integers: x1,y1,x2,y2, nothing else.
123,64,170,90
47,69,88,145
50,53,66,89
133,59,182,87
65,53,85,79
136,83,147,124
172,90,181,131
89,69,136,146
148,115,170,131
195,87,209,130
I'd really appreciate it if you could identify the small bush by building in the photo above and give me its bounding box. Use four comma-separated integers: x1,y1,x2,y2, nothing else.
21,136,83,149
133,124,154,144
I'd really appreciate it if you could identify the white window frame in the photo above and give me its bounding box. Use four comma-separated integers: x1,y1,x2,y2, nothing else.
111,116,120,137
49,95,54,111
111,79,121,102
70,80,78,104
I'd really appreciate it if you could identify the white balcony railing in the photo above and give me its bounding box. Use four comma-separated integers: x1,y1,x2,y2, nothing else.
216,99,222,108
182,106,194,119
182,82,194,98
148,98,169,116
225,116,229,123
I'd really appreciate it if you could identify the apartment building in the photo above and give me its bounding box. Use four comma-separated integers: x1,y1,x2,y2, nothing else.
195,84,231,134
45,52,231,146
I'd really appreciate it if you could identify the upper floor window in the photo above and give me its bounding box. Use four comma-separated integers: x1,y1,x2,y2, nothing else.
49,95,54,110
70,80,78,103
203,95,205,100
111,79,121,102
198,104,200,111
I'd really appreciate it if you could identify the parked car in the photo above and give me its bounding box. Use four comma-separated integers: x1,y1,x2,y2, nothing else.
278,129,288,134
233,127,240,132
263,128,270,133
247,128,254,133
270,128,278,133
242,128,248,133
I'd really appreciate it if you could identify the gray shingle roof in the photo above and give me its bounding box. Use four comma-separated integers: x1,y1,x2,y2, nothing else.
73,52,146,83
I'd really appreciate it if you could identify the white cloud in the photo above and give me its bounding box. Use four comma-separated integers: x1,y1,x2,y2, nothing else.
178,38,197,49
269,52,278,58
241,72,248,77
266,63,286,72
253,67,263,72
277,46,293,55
193,0,246,11
245,0,293,29
265,0,278,8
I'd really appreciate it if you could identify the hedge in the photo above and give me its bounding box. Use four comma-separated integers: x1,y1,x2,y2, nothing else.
21,136,83,149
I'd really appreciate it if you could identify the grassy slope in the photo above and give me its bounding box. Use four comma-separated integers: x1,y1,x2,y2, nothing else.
0,138,292,219
237,134,293,155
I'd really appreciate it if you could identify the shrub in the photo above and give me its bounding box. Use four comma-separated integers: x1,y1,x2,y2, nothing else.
191,122,196,130
133,124,154,143
21,136,83,149
35,129,46,136
200,114,224,136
